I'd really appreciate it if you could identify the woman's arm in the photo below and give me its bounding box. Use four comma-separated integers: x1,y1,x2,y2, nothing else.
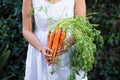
66,0,86,47
22,0,52,56
58,0,87,53
74,0,86,18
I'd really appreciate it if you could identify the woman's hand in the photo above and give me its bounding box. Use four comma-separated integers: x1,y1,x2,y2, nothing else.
57,44,69,56
40,46,52,57
57,35,75,56
40,45,54,64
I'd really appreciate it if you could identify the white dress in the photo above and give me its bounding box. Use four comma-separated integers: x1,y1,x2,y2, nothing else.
24,0,88,80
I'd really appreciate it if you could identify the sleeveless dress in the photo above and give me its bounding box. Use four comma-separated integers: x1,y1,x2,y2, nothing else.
24,0,88,80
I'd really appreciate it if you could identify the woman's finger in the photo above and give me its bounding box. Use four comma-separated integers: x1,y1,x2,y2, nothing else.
45,58,52,65
57,49,65,56
45,56,53,59
45,57,53,65
46,47,53,53
57,45,69,56
43,50,52,57
58,48,64,53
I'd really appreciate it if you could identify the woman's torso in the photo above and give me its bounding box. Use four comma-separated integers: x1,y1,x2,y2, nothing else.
32,0,75,32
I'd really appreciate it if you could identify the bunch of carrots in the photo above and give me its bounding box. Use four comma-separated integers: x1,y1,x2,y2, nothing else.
46,28,66,64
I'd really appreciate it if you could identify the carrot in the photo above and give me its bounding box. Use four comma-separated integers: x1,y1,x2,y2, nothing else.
45,32,55,64
46,29,66,64
58,31,66,49
51,28,62,63
55,31,66,57
47,32,55,54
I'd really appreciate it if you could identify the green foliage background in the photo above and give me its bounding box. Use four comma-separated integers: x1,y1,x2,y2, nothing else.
0,0,120,80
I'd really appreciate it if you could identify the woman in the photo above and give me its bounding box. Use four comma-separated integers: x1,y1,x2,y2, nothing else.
22,0,87,80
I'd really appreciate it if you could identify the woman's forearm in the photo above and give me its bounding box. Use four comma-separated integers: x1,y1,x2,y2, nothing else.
22,0,43,52
74,0,86,19
22,30,43,51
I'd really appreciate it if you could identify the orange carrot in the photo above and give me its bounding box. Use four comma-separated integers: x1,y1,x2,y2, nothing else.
46,29,66,64
47,32,55,54
46,32,55,64
51,28,62,63
58,31,66,49
55,31,66,57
